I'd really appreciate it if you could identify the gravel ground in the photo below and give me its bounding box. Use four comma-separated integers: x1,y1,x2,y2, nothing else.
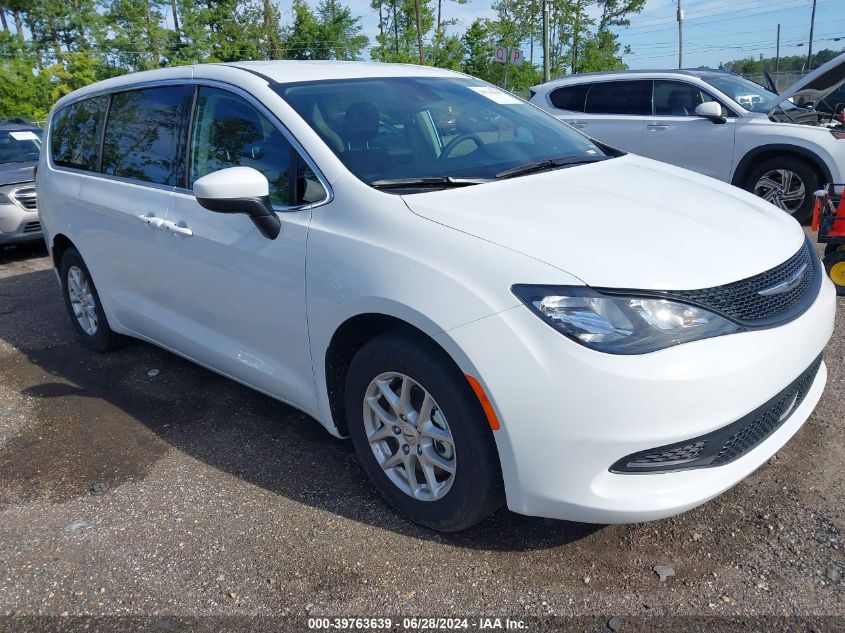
0,237,843,630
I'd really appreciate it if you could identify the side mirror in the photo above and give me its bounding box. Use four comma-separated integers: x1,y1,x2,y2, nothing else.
695,102,727,124
193,166,281,240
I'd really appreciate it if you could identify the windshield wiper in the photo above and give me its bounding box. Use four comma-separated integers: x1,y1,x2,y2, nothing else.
495,155,609,179
371,176,492,190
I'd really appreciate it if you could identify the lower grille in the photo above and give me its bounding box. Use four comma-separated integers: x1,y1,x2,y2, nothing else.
611,356,822,473
22,221,41,234
11,186,37,211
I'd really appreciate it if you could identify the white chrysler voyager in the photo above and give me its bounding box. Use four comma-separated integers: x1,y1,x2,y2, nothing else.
37,62,835,531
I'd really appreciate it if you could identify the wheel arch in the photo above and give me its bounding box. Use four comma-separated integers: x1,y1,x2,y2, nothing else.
323,312,470,437
51,233,76,270
731,144,832,188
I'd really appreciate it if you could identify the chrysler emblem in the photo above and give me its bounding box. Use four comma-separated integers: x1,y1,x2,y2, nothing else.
757,263,807,296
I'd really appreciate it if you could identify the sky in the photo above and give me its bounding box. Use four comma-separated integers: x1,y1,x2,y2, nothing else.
311,0,844,70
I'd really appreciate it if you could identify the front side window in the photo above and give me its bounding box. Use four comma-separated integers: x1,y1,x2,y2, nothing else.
549,84,591,112
653,80,730,117
50,96,106,170
189,86,324,206
101,85,193,186
275,77,607,186
584,80,652,116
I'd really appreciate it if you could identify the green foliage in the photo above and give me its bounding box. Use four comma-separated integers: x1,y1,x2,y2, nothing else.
721,49,844,75
0,0,646,121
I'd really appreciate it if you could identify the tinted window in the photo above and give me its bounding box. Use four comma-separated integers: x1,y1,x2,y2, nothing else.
549,84,591,112
101,86,192,186
51,96,107,170
585,81,652,115
190,86,324,206
653,80,728,116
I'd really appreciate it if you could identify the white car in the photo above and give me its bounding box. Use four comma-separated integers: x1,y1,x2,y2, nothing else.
37,62,835,531
529,54,845,221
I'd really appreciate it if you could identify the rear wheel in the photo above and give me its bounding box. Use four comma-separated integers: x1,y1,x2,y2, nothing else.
746,156,819,223
59,247,126,352
345,330,504,531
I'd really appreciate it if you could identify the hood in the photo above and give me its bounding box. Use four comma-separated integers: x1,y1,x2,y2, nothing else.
770,52,845,114
402,155,804,290
0,162,35,187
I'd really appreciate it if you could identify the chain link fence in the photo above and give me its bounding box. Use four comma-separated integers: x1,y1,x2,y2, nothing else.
741,71,809,92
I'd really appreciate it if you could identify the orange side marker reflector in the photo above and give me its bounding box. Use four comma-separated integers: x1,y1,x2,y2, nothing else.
466,375,501,431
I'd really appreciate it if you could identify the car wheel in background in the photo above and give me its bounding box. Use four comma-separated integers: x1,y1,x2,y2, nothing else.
345,330,504,532
823,249,845,296
59,247,126,352
746,157,819,223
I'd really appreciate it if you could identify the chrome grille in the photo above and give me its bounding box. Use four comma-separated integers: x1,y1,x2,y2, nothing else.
11,186,37,211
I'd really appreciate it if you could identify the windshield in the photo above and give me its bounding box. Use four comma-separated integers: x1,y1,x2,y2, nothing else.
701,75,788,113
0,128,42,165
274,77,608,186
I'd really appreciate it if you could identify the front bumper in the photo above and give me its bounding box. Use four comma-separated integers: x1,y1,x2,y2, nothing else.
436,275,836,524
0,188,40,246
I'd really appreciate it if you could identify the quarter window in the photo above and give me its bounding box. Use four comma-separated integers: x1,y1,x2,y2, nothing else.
549,84,591,112
584,80,652,116
189,86,324,207
51,96,108,170
101,85,193,186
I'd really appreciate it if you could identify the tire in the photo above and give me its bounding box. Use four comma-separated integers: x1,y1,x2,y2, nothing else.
824,250,845,296
824,243,845,257
745,156,820,223
59,247,126,352
345,330,504,531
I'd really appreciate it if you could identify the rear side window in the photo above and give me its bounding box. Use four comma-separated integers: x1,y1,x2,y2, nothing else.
549,84,591,112
50,96,108,170
101,85,193,186
584,80,652,115
189,86,325,206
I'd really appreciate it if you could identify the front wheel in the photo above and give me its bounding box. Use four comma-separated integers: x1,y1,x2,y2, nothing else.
345,330,504,531
745,157,820,223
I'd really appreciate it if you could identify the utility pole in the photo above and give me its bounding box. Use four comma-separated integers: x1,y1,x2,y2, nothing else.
677,0,684,69
775,23,781,75
542,0,550,82
807,0,817,70
414,0,424,65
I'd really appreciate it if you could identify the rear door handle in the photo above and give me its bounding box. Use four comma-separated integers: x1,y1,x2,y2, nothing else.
161,220,193,237
647,124,669,130
568,121,587,129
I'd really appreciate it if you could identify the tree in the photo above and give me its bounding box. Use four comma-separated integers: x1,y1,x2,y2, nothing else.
315,0,368,60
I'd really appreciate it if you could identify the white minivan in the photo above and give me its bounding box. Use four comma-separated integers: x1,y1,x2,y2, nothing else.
38,62,835,531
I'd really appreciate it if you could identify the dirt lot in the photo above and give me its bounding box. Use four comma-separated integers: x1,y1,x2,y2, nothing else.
0,238,843,630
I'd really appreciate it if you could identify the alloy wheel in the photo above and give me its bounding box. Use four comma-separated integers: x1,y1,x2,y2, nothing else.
362,372,456,501
67,265,98,336
754,169,806,214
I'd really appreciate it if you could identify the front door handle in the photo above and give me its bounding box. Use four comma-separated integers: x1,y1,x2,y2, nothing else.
137,213,165,229
568,121,587,129
647,124,670,130
161,220,193,237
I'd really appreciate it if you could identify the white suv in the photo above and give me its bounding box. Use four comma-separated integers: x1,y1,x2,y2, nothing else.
37,62,834,531
530,54,845,221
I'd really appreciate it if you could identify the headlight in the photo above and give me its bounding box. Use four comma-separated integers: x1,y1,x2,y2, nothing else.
512,285,744,354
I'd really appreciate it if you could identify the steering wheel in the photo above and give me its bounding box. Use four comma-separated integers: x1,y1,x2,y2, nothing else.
439,133,485,160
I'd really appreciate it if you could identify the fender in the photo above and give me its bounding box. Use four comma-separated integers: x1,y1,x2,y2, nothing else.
731,143,833,187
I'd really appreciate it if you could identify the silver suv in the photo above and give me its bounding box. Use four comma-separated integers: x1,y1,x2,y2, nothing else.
0,119,42,246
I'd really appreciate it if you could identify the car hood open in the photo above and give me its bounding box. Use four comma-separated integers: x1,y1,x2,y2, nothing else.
769,52,845,115
402,155,805,290
0,162,35,187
